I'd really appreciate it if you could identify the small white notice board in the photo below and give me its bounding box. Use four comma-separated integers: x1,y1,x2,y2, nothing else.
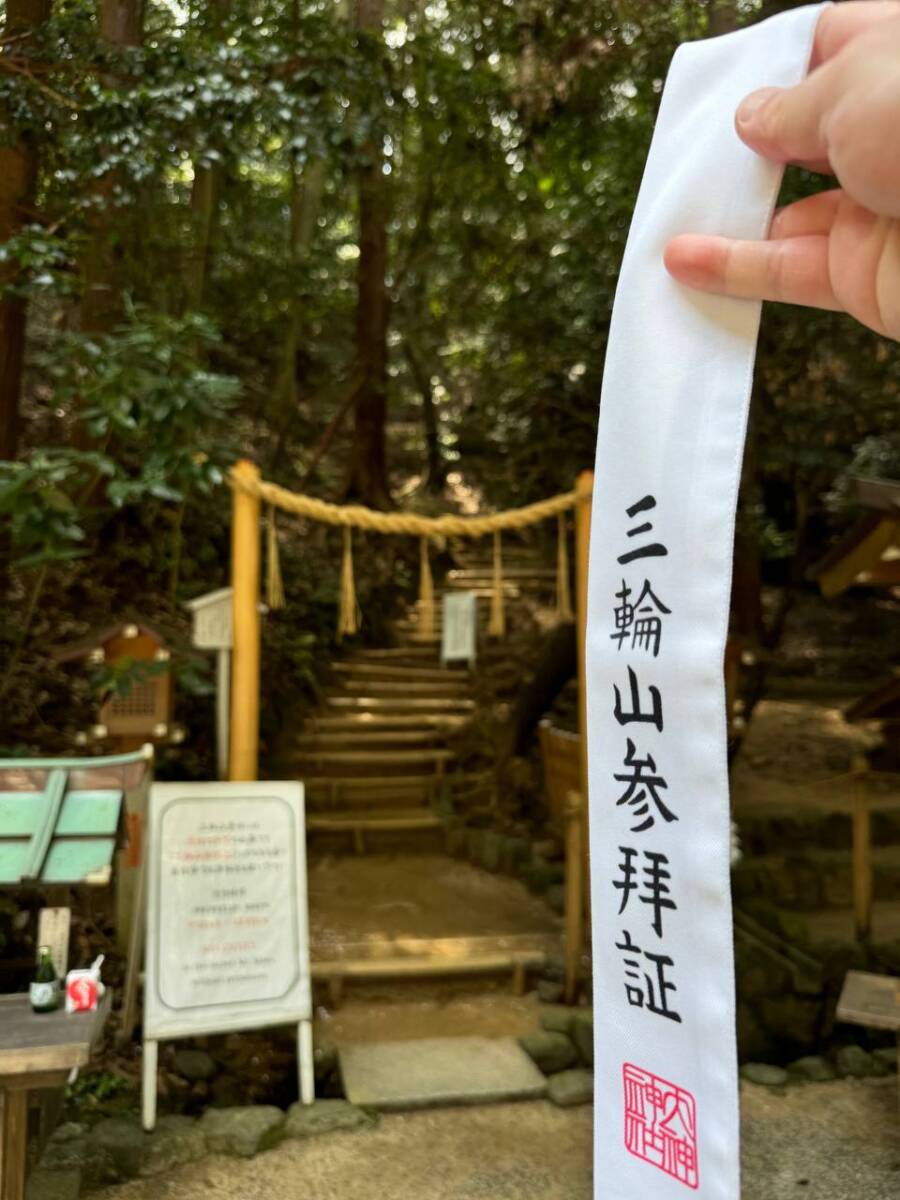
142,781,313,1129
441,591,477,665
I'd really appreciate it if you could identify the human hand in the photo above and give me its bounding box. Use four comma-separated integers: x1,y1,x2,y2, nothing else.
664,2,900,340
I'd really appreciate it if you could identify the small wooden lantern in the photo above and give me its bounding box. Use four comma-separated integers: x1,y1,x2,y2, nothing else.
55,622,174,749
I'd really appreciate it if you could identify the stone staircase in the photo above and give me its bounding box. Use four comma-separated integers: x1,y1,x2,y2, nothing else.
281,540,559,852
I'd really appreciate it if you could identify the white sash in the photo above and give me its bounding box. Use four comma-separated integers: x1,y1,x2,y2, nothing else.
587,8,825,1198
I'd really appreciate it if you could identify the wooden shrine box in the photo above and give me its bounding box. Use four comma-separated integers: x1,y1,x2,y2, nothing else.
809,475,900,598
55,622,173,747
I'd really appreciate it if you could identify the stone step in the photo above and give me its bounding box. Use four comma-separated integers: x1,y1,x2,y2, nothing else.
295,730,447,749
447,567,556,581
350,647,439,662
304,780,434,809
736,805,900,857
302,771,491,811
330,662,471,684
305,714,468,733
324,696,475,712
295,748,454,771
307,810,445,852
732,845,900,912
338,1037,546,1111
326,679,471,697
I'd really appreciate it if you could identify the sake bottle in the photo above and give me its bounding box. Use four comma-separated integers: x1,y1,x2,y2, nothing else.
30,946,59,1013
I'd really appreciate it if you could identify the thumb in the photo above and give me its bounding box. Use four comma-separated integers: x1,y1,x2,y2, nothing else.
734,67,839,167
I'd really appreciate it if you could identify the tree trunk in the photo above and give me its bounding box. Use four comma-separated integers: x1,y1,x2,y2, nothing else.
345,0,391,508
0,0,51,462
80,0,144,335
184,0,232,313
707,0,739,35
185,163,218,311
403,341,444,493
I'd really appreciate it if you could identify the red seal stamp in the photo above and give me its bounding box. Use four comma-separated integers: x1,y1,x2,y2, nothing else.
623,1063,698,1189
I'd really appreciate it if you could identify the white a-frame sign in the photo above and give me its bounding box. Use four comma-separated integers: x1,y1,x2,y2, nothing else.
142,781,313,1129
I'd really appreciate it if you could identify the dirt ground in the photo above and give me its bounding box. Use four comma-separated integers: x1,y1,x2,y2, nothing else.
97,1079,899,1200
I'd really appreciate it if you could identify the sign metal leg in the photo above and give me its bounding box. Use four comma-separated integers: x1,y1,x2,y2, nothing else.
142,1040,158,1132
298,1020,314,1105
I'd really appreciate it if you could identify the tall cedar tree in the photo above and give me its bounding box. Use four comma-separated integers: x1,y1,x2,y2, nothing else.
345,0,391,508
0,0,51,463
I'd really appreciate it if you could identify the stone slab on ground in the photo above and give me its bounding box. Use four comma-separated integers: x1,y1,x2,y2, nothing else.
340,1036,547,1111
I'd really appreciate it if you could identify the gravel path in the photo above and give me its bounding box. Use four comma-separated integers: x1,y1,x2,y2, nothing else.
97,1080,899,1200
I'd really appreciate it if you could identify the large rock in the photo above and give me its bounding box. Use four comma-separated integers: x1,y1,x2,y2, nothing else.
139,1115,207,1177
571,1010,593,1067
740,1063,787,1088
174,1049,218,1083
25,1169,81,1200
873,1046,898,1073
521,859,564,895
89,1117,146,1181
787,1056,836,1084
40,1126,90,1173
519,1031,578,1076
547,1069,593,1108
498,836,531,874
536,979,565,1005
199,1106,285,1158
284,1100,375,1139
477,831,504,872
540,1006,574,1036
834,1045,879,1080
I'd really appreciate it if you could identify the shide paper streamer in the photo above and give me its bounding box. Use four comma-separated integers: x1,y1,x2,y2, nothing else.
586,7,826,1198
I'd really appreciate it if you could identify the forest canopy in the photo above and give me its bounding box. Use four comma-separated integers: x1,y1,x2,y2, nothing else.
1,0,897,755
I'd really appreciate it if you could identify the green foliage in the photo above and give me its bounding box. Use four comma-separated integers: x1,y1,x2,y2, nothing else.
2,0,896,753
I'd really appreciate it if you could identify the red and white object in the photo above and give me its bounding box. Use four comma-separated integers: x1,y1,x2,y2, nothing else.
65,955,105,1014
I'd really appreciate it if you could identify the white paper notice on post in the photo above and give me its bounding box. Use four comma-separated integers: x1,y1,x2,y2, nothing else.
145,781,311,1040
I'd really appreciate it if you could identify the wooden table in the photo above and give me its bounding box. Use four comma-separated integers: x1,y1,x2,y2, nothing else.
0,991,111,1200
836,970,900,1113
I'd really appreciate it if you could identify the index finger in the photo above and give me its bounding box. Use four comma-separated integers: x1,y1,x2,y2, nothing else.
811,0,900,67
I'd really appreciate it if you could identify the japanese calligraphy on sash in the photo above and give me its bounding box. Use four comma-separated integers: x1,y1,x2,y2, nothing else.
585,8,825,1198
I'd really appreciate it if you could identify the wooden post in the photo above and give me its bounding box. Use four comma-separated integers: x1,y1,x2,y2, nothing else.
851,754,872,941
216,647,231,781
564,790,584,1004
575,470,593,919
1,1088,27,1200
229,460,262,781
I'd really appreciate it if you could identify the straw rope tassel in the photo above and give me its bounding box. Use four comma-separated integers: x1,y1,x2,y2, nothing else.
266,505,285,611
336,526,359,640
556,511,573,622
418,535,435,641
488,530,506,638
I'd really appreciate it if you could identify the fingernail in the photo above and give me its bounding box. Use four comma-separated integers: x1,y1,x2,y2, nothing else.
736,87,779,128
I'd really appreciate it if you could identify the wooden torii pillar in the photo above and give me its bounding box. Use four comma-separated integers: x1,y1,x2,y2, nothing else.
229,460,262,781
